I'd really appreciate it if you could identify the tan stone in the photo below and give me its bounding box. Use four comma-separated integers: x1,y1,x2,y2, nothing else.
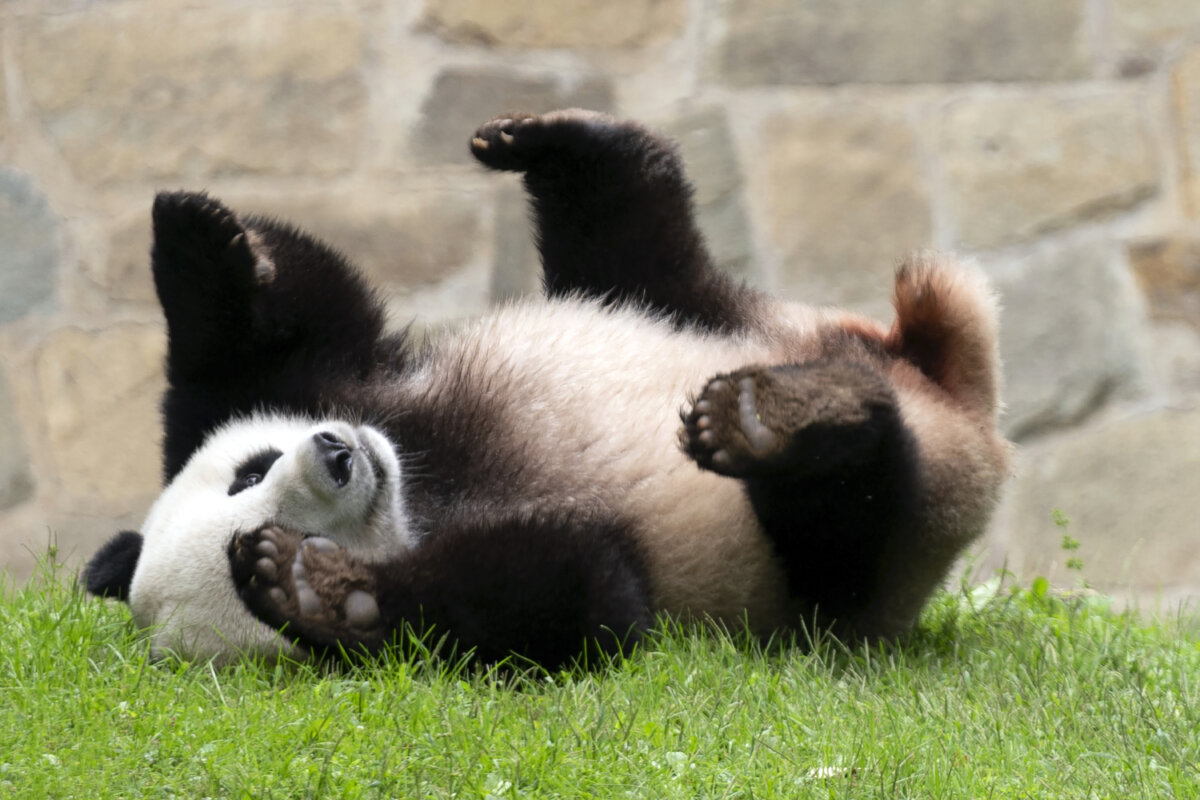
997,409,1200,599
229,190,486,289
0,368,34,511
760,105,932,307
1128,236,1200,329
711,0,1089,85
1174,49,1200,220
35,324,165,502
17,4,367,185
1112,0,1200,64
939,90,1159,250
0,499,147,585
104,214,156,305
414,69,614,163
419,0,686,49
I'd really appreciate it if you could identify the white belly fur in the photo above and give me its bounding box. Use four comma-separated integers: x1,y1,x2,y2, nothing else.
413,297,834,631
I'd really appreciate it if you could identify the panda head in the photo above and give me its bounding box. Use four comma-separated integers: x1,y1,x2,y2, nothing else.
83,413,411,663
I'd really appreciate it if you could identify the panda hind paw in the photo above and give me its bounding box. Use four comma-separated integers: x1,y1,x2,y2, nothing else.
681,361,902,480
681,370,783,478
469,109,617,172
228,526,381,637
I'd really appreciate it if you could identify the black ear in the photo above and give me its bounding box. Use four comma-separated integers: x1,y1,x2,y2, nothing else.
83,531,144,601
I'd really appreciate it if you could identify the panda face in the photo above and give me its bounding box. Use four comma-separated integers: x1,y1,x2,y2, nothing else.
125,413,411,662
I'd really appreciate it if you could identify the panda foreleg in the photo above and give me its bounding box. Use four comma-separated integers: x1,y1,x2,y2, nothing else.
228,515,652,670
470,110,758,332
680,360,922,634
152,191,393,480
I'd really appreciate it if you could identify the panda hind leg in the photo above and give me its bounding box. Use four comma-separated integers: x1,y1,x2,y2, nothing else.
681,360,904,479
470,110,758,332
681,361,923,633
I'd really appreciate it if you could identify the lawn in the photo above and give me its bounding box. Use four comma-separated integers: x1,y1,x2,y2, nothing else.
3,554,1198,799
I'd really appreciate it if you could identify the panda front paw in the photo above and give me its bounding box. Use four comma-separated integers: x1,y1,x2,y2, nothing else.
469,109,619,172
151,191,276,305
152,191,256,273
229,526,382,643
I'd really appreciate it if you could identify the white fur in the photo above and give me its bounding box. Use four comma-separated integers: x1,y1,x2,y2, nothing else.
128,415,408,661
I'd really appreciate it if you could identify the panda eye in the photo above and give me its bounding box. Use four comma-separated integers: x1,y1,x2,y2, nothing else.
229,448,283,496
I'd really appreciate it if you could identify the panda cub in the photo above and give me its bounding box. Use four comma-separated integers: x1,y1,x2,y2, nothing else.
84,110,1010,668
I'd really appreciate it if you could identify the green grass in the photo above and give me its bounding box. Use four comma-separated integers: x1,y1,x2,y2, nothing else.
3,557,1198,799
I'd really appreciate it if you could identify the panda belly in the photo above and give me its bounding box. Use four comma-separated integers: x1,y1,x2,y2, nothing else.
409,298,798,632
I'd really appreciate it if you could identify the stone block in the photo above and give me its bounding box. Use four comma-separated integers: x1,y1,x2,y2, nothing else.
759,104,932,308
987,237,1146,440
419,0,686,49
104,212,157,305
17,5,367,185
34,324,165,502
1128,235,1200,329
938,90,1159,250
0,368,34,511
414,69,614,163
711,0,1090,86
490,182,541,303
663,107,756,281
234,190,486,290
996,409,1200,599
0,169,59,322
1112,0,1200,69
1174,49,1200,220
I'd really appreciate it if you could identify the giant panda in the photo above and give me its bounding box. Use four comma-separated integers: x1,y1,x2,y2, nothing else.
83,109,1011,669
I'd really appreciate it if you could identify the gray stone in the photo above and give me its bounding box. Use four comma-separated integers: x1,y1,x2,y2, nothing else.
0,169,59,323
986,237,1146,440
419,0,686,49
17,7,367,185
759,104,932,309
995,408,1200,599
664,107,756,281
414,69,614,164
0,368,34,511
938,89,1160,250
711,0,1090,86
490,182,541,303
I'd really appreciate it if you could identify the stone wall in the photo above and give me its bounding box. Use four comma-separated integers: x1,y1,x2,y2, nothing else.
2,0,1198,607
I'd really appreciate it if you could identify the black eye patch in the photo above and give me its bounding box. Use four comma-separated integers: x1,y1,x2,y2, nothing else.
228,448,284,496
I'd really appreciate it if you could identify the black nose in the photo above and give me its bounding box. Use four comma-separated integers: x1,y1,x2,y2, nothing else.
312,431,353,487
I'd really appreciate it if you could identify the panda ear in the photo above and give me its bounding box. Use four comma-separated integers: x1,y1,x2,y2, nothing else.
82,530,144,602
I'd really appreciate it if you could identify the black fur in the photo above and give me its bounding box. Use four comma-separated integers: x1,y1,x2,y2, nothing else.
471,111,758,332
82,530,143,600
152,192,400,482
86,110,1000,667
229,513,651,670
